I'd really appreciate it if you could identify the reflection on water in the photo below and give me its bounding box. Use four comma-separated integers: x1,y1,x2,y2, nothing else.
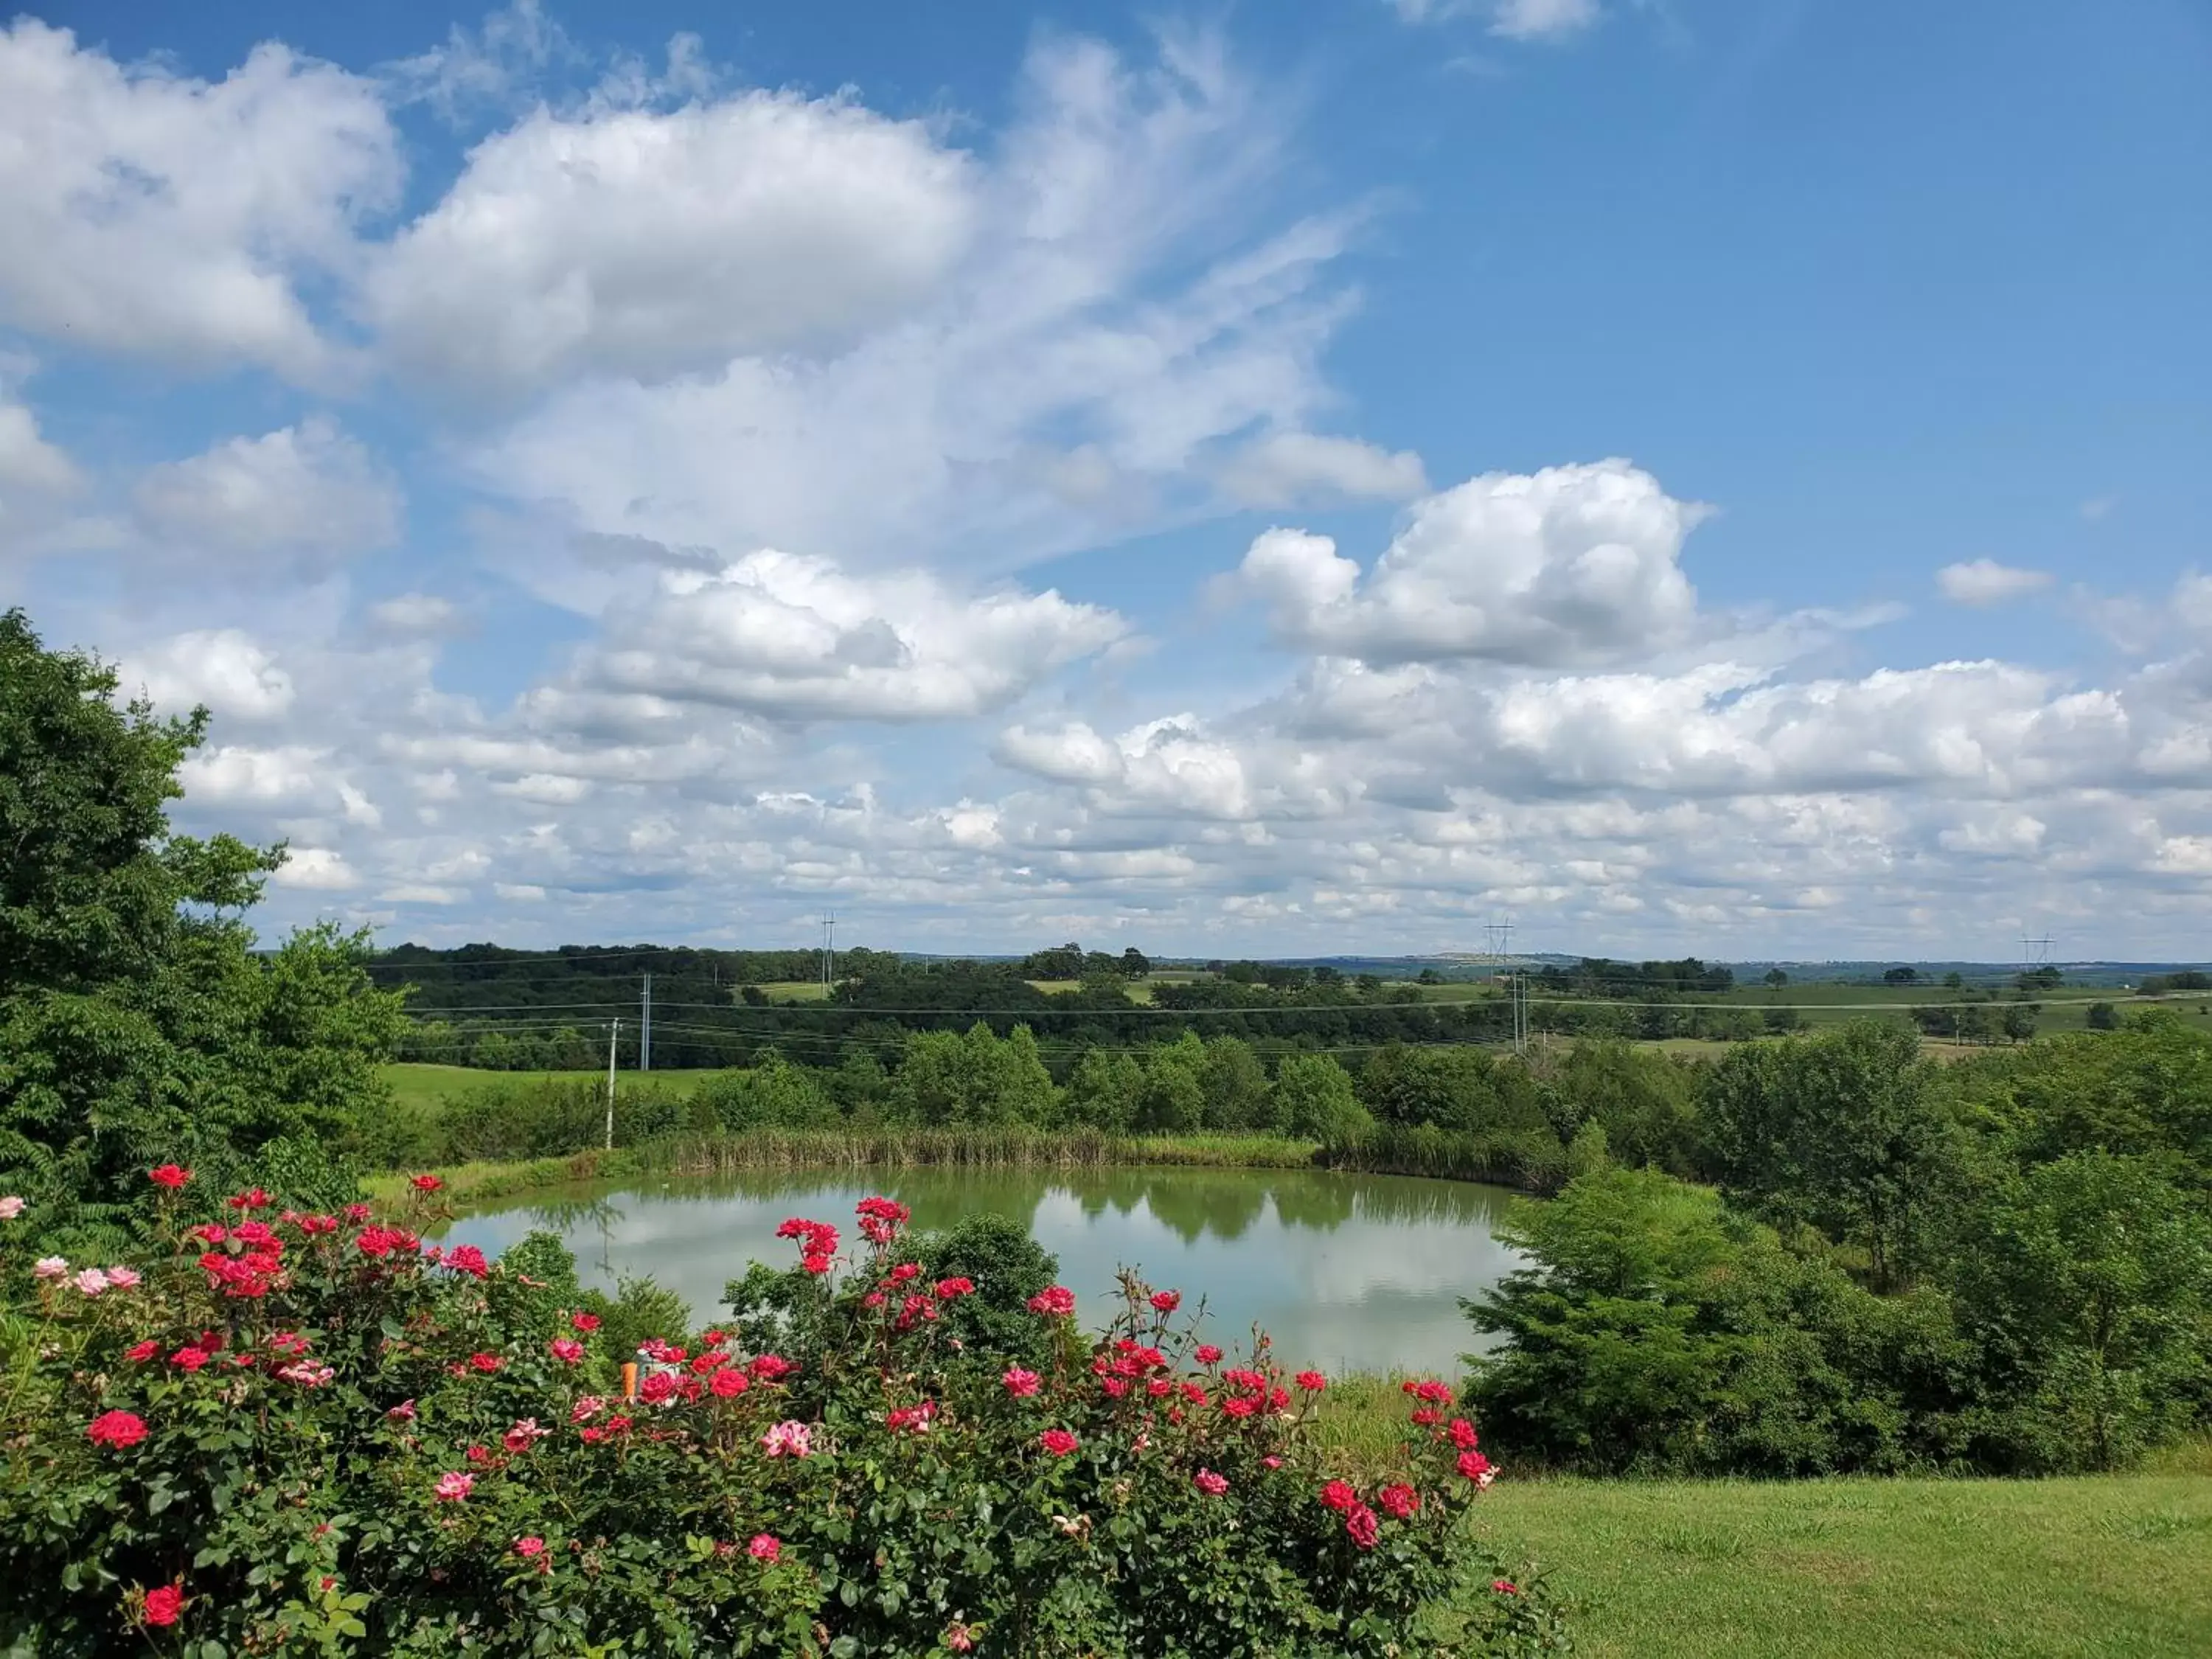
442,1166,1526,1375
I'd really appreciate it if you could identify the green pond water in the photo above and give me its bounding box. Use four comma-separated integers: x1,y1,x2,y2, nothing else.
444,1166,1525,1375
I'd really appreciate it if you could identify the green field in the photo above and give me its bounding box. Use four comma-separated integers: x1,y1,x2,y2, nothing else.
380,1061,734,1112
1472,1463,2212,1658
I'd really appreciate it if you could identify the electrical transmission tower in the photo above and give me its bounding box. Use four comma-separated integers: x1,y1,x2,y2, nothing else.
2019,933,2053,971
821,912,837,995
639,973,653,1072
1483,919,1528,1057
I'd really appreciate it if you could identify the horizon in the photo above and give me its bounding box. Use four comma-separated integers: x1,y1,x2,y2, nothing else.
3,1,2208,960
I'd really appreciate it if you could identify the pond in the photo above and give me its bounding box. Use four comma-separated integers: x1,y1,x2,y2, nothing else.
444,1166,1528,1376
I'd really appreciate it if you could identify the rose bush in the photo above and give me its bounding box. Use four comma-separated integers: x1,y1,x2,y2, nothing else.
0,1179,1566,1656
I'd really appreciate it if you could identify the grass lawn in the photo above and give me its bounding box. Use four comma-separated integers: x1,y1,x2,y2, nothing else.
1473,1462,2212,1658
1315,1380,2211,1657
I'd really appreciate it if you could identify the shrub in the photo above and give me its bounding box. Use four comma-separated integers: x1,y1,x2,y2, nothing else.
0,1173,1565,1657
1464,1169,1978,1475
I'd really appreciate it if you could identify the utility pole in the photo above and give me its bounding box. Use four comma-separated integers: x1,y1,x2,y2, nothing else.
821,911,837,994
640,973,653,1072
605,1019,619,1150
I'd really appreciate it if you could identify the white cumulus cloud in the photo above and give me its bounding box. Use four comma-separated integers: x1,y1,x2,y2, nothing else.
133,419,401,571
366,89,977,399
1235,459,1705,667
0,20,399,383
122,630,296,720
580,550,1128,722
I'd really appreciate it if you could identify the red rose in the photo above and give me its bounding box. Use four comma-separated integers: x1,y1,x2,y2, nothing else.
748,1534,781,1563
1150,1290,1180,1313
125,1339,159,1363
1346,1504,1380,1549
1038,1427,1079,1456
147,1164,191,1190
1378,1483,1419,1520
710,1367,748,1399
142,1583,185,1626
571,1312,602,1332
409,1174,443,1193
1319,1479,1358,1513
1194,1344,1223,1365
1295,1370,1327,1392
88,1410,147,1449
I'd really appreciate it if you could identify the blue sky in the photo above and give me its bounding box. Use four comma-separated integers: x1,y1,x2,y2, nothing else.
3,0,2208,959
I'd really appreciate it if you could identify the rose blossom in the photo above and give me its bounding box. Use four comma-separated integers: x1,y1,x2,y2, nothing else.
1345,1504,1380,1549
0,1196,24,1220
32,1256,67,1280
142,1584,185,1626
1026,1286,1077,1317
1193,1469,1228,1496
570,1396,605,1424
1295,1370,1326,1392
88,1410,148,1449
408,1174,442,1193
170,1346,209,1372
1457,1450,1495,1488
1194,1344,1222,1365
1001,1366,1041,1397
515,1537,546,1558
1320,1480,1358,1513
72,1267,110,1296
1378,1484,1420,1520
1492,1579,1520,1596
748,1534,781,1563
571,1311,602,1332
434,1472,473,1501
104,1265,142,1290
1038,1428,1079,1456
386,1399,417,1421
549,1338,585,1363
761,1420,813,1458
1150,1290,1180,1313
125,1339,159,1363
711,1368,749,1399
504,1419,549,1452
1450,1418,1480,1450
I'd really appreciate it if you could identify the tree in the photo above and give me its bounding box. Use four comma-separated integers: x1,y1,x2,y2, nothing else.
1270,1053,1368,1141
1883,967,1919,985
2087,1001,2120,1032
2001,1002,2040,1043
1951,1153,2212,1469
1061,1048,1144,1132
1464,1169,1964,1475
1136,1033,1206,1131
0,610,406,1244
1764,968,1790,990
1700,1021,1963,1290
1197,1035,1272,1130
1117,946,1151,978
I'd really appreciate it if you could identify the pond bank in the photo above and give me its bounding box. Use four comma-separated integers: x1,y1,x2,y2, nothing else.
363,1128,1328,1206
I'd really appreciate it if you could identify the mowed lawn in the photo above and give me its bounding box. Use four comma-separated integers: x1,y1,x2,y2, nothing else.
1470,1464,2212,1658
